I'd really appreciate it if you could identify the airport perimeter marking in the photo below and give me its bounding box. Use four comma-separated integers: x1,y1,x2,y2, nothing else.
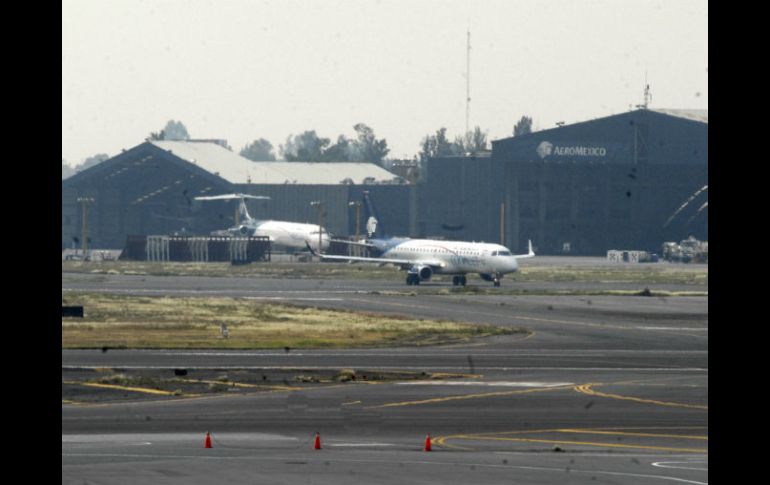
574,383,708,410
365,383,573,409
175,378,298,391
434,426,708,454
61,379,387,408
62,380,194,397
363,379,706,411
555,429,707,440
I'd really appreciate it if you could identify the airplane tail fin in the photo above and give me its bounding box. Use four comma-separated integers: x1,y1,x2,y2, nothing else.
362,190,384,239
515,239,536,259
238,197,252,222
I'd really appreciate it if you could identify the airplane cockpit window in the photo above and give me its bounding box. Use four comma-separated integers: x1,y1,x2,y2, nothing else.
498,251,512,256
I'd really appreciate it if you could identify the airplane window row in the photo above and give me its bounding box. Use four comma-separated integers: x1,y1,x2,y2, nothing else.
397,247,482,256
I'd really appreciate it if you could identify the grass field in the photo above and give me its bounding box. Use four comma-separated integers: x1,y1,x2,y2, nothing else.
62,259,708,287
62,292,522,349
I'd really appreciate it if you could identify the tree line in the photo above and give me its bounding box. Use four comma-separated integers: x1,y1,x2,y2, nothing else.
63,116,534,179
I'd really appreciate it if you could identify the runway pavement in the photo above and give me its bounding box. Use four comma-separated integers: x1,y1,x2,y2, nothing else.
62,268,708,484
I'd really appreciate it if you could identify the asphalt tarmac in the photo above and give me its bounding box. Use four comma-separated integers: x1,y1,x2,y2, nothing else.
62,266,708,484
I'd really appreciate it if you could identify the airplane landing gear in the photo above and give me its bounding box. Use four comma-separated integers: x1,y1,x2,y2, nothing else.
452,276,467,286
406,274,420,285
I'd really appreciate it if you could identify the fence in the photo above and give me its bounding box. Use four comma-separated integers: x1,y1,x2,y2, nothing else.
120,235,270,262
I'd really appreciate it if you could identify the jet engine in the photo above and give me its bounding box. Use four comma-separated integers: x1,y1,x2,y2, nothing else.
238,225,251,236
406,265,434,286
417,265,433,281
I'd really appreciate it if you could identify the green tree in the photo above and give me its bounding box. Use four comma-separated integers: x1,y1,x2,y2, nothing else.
419,127,456,162
350,123,389,165
240,138,276,161
452,126,489,155
321,135,352,162
62,159,76,179
280,130,331,161
147,120,191,141
163,120,190,140
513,116,533,136
467,126,489,153
77,153,110,171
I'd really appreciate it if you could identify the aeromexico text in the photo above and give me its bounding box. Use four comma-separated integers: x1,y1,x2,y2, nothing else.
536,140,608,159
552,146,607,156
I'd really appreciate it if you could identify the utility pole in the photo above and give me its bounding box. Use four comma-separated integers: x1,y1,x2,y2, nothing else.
500,202,505,245
348,201,361,241
77,196,94,260
466,29,471,135
310,201,324,255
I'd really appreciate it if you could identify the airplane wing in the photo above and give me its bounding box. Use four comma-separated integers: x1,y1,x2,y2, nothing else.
330,238,375,248
195,193,271,201
306,243,444,269
514,239,536,259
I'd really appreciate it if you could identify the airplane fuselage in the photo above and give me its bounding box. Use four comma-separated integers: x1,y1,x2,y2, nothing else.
373,238,519,275
234,220,331,251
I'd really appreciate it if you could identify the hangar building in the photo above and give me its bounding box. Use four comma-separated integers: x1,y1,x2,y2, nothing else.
61,140,408,250
421,109,707,255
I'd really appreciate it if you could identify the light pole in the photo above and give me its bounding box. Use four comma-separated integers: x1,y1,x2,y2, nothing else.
348,201,361,241
310,200,324,254
77,196,95,260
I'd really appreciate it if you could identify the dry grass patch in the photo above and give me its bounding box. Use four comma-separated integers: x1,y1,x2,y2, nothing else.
62,292,520,349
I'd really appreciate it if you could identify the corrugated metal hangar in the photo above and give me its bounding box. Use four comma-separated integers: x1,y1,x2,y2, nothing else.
61,140,409,250
421,109,707,255
63,108,707,256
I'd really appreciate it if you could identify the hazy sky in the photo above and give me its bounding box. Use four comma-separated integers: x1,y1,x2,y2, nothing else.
62,0,707,166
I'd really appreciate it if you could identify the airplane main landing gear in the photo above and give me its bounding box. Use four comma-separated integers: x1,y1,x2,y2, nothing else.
406,274,420,285
452,276,467,286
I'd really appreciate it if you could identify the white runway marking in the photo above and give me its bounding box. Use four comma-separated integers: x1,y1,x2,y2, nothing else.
653,461,708,471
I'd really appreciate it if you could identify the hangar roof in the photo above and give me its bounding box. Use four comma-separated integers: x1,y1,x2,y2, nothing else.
649,109,708,124
151,141,402,185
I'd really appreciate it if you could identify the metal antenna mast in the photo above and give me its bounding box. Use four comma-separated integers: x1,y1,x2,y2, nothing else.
634,72,652,110
642,71,652,109
466,29,471,135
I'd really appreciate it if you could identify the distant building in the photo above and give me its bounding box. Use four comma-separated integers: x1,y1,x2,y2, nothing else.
62,140,407,249
63,109,707,255
420,109,707,255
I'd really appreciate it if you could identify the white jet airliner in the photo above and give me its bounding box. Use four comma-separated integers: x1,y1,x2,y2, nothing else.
311,231,534,287
195,193,331,251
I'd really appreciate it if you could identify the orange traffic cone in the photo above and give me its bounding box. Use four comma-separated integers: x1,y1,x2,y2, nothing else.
204,431,212,449
314,432,322,450
424,434,432,452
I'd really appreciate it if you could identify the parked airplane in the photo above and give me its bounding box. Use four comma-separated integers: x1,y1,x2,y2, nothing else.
195,193,331,251
311,192,534,286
